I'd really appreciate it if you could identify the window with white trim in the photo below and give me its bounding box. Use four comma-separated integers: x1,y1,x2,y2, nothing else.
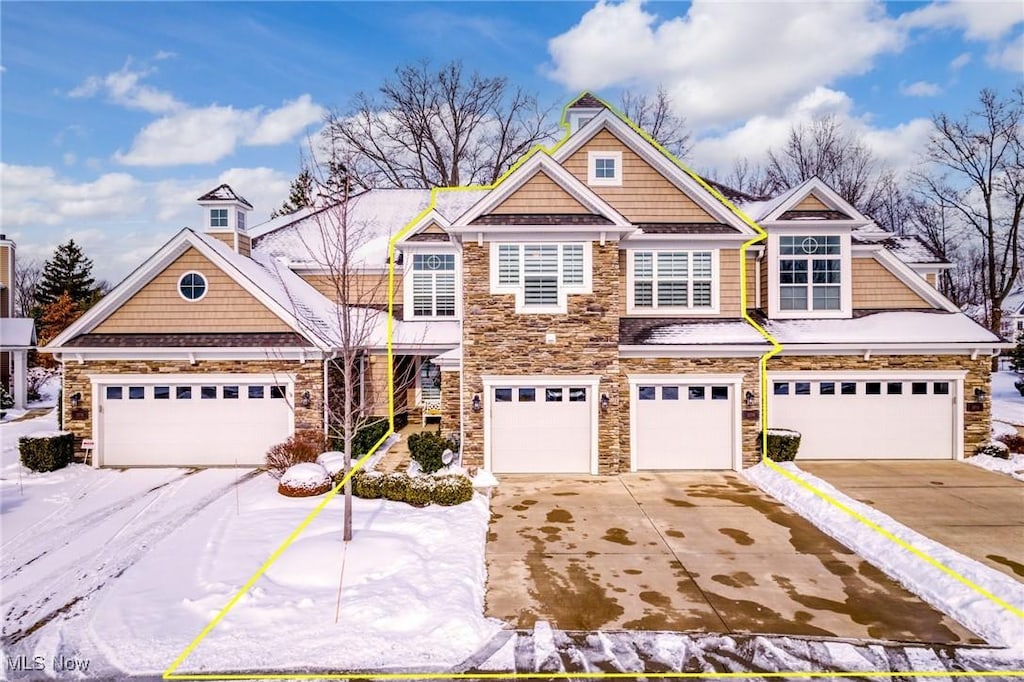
492,242,590,311
236,211,246,231
631,250,714,310
779,235,841,311
587,151,622,186
411,253,456,317
210,208,228,228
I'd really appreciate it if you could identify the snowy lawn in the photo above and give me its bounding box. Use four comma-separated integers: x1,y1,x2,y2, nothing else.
967,453,1024,482
992,370,1024,428
746,462,1024,652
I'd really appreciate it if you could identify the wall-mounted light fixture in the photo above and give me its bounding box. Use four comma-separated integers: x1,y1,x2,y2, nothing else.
745,390,755,407
600,393,610,411
70,392,82,408
974,387,987,403
302,391,311,408
471,394,482,412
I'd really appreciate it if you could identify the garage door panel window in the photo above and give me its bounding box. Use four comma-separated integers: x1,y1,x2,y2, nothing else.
202,386,217,400
249,385,265,399
866,382,881,395
569,388,587,402
639,386,656,400
154,386,170,400
934,382,950,395
129,386,145,400
887,382,903,395
820,382,836,395
711,386,729,400
689,386,705,400
912,382,927,395
270,385,287,399
494,388,513,402
774,382,789,395
662,386,679,400
106,386,123,400
546,388,563,402
841,382,856,395
795,382,811,395
223,386,239,399
518,388,536,402
176,386,192,400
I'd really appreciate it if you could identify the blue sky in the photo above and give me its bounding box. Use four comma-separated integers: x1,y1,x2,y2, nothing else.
2,1,1022,283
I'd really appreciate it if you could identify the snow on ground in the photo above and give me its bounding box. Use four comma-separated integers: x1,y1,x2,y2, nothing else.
2,410,498,677
0,372,59,423
746,462,1024,650
992,371,1024,427
967,453,1024,482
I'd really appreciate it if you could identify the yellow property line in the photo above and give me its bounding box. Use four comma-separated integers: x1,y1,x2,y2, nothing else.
164,93,1023,680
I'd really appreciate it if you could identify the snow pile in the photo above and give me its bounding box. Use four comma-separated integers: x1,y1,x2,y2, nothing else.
746,462,1024,649
992,420,1018,438
278,463,331,496
992,371,1024,426
315,451,345,478
966,453,1024,482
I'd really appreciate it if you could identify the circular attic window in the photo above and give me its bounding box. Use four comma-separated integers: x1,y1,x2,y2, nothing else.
178,271,208,301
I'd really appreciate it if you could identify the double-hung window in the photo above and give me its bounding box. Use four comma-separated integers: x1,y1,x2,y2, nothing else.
631,250,715,311
779,235,841,311
411,253,456,317
493,242,589,311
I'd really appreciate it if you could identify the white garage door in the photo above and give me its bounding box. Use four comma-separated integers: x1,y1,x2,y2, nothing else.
633,382,736,470
769,377,956,459
99,378,293,466
490,384,592,473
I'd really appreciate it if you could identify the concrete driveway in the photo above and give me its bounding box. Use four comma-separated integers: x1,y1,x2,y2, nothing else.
802,460,1024,581
486,472,980,644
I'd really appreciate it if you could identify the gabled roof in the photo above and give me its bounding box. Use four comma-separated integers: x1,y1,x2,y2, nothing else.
197,184,253,209
395,209,454,246
551,109,759,236
755,177,869,225
567,92,608,110
45,229,335,350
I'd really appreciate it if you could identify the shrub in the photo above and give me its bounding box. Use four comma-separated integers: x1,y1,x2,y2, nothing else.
996,433,1024,454
379,472,411,503
0,387,14,410
432,474,475,506
975,440,1011,459
277,463,332,497
57,389,63,430
265,431,328,479
405,475,435,507
763,428,801,462
316,451,346,478
26,367,53,403
1015,380,1024,397
19,431,74,472
407,432,458,474
329,416,400,459
352,469,383,498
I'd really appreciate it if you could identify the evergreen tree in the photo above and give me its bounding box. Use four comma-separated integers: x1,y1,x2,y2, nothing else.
1012,330,1024,374
270,168,315,218
35,239,95,308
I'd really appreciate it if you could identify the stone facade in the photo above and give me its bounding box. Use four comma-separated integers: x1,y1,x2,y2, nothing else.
62,358,324,452
619,356,764,468
767,353,991,456
460,241,622,473
440,369,461,441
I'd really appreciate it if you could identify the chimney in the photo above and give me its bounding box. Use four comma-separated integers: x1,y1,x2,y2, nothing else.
0,234,15,318
196,184,253,257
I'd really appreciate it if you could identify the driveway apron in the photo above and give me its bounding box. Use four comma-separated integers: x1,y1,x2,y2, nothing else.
485,472,980,644
801,460,1024,581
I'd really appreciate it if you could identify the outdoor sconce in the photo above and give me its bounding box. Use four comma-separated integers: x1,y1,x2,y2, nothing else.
471,394,482,412
301,391,311,408
70,392,82,409
745,390,755,407
974,387,987,403
600,393,610,412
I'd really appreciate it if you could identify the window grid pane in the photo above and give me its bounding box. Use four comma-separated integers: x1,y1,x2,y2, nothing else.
562,245,584,285
498,245,520,285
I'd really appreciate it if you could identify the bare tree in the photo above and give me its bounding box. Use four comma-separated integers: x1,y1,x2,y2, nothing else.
327,60,558,189
13,258,42,317
914,87,1024,342
713,158,774,200
619,85,692,159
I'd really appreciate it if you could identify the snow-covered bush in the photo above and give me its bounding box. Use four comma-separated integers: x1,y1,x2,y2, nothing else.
19,431,74,472
763,428,801,462
996,433,1024,454
0,386,14,410
975,440,1011,460
407,431,458,474
432,474,474,506
265,430,328,479
405,475,435,507
277,463,333,497
25,367,54,402
352,469,383,498
316,451,346,479
379,472,411,502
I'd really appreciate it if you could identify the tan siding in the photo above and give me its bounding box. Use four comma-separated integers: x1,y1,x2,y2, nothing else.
926,273,937,287
760,253,770,311
207,232,235,248
364,354,391,416
745,254,758,310
563,129,716,223
422,222,446,234
237,233,252,257
299,272,400,307
853,258,933,309
0,244,11,293
794,193,831,211
491,171,589,214
95,248,292,333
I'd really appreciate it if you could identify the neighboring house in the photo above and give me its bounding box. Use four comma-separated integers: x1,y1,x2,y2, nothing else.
999,290,1024,341
42,94,1007,471
1,234,38,410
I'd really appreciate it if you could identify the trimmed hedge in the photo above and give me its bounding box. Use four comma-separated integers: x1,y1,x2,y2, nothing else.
330,412,409,459
350,470,474,506
976,440,1011,459
407,431,458,474
763,429,801,462
20,432,74,472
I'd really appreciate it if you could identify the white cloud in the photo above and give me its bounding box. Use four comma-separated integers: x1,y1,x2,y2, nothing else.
689,87,933,181
115,96,325,166
900,80,943,97
901,1,1023,41
69,60,183,114
153,50,177,61
987,32,1024,72
63,152,77,167
950,51,972,70
547,0,905,127
0,163,145,227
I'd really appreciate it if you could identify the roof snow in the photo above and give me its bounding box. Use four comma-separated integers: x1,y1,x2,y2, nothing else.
197,184,253,209
767,311,1001,345
0,318,37,348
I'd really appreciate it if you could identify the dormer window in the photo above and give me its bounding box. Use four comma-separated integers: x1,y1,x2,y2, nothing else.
411,253,456,317
210,209,228,228
587,151,622,186
779,235,841,311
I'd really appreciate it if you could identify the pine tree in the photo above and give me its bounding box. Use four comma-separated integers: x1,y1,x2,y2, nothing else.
35,239,95,308
1012,330,1024,374
270,168,315,218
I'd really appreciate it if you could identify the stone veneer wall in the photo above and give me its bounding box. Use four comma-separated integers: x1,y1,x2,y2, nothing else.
62,359,324,452
460,241,622,473
619,356,764,467
440,369,461,439
767,354,992,457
